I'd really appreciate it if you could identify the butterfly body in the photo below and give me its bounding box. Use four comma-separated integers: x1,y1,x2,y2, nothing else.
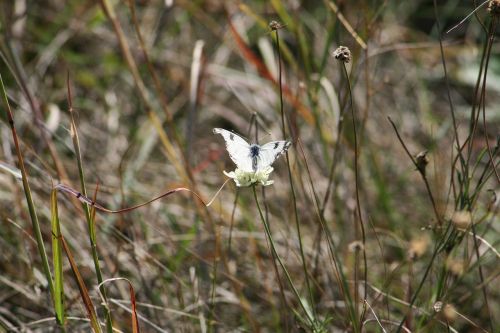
249,144,260,171
214,128,291,172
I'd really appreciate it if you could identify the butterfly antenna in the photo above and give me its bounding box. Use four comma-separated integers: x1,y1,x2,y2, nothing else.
246,112,258,143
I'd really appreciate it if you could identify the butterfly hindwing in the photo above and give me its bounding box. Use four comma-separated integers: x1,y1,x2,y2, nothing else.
213,128,254,172
256,141,291,170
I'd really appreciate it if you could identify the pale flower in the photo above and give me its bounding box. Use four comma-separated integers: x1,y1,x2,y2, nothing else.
223,166,275,187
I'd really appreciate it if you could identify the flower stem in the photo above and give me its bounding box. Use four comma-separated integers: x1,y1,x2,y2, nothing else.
341,63,368,328
273,25,317,322
252,186,314,327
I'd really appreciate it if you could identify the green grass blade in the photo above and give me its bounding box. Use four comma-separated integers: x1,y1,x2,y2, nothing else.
66,75,113,332
0,73,55,302
50,188,66,327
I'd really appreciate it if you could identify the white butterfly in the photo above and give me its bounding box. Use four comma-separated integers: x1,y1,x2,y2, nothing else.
214,128,291,172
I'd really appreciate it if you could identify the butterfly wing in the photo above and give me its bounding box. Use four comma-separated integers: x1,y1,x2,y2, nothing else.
213,128,254,172
256,140,291,170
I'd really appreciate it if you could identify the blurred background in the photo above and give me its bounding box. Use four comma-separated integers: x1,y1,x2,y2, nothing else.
0,1,498,332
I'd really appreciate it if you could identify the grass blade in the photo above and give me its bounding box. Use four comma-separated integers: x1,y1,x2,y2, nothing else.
0,73,55,304
50,188,65,327
61,235,103,333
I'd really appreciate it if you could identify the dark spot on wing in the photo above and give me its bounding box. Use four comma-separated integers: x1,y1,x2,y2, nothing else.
229,133,234,141
273,142,279,149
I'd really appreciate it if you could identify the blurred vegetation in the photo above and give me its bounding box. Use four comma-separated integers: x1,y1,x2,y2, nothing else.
0,0,498,332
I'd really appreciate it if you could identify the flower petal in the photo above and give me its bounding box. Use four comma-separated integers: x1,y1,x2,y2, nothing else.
223,167,275,187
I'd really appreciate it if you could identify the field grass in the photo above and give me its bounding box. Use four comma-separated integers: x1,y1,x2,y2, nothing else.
0,1,499,332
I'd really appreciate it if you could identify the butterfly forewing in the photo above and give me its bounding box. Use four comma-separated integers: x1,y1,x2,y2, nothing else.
213,128,254,172
257,141,291,170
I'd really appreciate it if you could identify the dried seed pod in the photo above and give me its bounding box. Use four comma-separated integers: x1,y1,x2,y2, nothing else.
408,236,429,260
488,0,500,16
348,240,364,253
269,20,285,31
433,301,444,313
451,210,472,230
415,150,429,175
332,46,352,63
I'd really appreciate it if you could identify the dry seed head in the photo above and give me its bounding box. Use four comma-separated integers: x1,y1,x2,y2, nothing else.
433,301,443,313
443,304,457,322
451,210,472,230
488,0,500,16
415,150,429,175
332,46,351,63
434,302,457,321
446,257,465,276
348,240,364,253
269,20,285,31
408,236,429,260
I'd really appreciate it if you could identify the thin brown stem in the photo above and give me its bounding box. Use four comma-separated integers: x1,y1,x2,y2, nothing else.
274,26,316,321
387,117,442,225
342,63,368,328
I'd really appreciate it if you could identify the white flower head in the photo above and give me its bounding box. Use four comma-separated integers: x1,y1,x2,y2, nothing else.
223,166,275,187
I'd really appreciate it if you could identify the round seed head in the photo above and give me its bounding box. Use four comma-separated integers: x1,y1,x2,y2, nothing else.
433,301,444,313
488,0,500,16
269,20,285,31
443,304,457,322
451,210,472,230
415,150,429,175
408,236,429,260
332,46,352,63
446,257,465,276
348,240,364,253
